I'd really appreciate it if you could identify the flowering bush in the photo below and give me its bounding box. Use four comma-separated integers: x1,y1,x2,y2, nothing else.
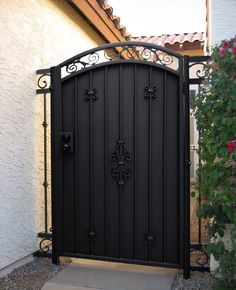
194,37,236,289
227,140,236,152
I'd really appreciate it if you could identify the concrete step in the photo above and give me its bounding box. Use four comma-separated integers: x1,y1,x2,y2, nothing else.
42,258,177,290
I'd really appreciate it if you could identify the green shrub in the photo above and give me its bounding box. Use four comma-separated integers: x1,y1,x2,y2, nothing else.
194,37,236,289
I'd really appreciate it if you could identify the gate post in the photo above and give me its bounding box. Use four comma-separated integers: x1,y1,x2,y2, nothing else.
183,55,190,279
51,65,63,265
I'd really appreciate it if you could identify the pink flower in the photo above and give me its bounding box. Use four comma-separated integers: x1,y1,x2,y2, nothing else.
223,41,229,48
219,47,227,56
232,46,236,54
227,141,236,152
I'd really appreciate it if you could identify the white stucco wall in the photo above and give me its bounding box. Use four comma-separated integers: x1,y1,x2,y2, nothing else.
211,0,236,45
0,0,104,270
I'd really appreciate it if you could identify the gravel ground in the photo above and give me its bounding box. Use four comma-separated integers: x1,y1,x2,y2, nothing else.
0,257,71,290
172,271,216,290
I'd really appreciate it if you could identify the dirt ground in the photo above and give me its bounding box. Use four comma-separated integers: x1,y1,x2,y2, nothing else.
190,188,210,268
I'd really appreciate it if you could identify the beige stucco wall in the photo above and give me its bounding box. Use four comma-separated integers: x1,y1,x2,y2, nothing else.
211,0,236,45
208,0,236,47
0,0,104,270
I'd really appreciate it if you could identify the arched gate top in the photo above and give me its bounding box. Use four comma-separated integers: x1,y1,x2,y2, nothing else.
59,41,183,78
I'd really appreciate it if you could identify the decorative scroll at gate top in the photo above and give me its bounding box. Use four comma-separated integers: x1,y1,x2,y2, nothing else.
111,140,132,187
59,42,180,78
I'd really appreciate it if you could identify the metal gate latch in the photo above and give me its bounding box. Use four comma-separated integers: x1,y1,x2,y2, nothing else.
61,132,74,154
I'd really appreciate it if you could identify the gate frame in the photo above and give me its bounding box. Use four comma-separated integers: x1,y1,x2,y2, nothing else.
36,42,191,279
183,55,190,278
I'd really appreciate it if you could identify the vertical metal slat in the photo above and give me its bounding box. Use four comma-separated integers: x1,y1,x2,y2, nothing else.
148,67,153,261
74,77,79,253
119,64,123,258
162,71,167,263
104,66,108,256
133,64,137,259
89,70,94,255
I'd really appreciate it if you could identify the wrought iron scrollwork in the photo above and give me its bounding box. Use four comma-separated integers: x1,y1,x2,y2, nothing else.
66,52,100,73
39,238,52,253
37,73,50,90
84,88,97,101
87,230,98,241
189,62,208,79
188,55,211,272
66,60,86,73
36,69,52,257
190,248,209,267
37,228,52,255
144,85,157,99
61,42,179,77
188,56,211,82
144,233,157,246
111,140,132,187
36,69,51,94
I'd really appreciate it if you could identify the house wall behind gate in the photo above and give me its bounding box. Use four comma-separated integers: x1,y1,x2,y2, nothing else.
0,0,104,270
210,0,236,45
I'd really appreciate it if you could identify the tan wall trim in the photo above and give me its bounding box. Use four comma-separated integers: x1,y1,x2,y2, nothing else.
66,0,128,43
181,49,204,56
206,0,212,52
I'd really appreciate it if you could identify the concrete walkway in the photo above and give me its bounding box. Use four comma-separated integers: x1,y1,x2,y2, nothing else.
42,259,177,290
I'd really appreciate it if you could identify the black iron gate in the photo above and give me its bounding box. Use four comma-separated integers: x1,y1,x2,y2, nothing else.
46,42,189,277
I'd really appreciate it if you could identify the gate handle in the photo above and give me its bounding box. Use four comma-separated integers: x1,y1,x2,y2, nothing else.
61,132,73,154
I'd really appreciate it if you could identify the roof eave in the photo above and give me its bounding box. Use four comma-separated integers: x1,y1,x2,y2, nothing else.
66,0,130,43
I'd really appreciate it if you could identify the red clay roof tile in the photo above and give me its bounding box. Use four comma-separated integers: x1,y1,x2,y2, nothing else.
133,32,204,46
97,0,131,40
97,1,204,45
